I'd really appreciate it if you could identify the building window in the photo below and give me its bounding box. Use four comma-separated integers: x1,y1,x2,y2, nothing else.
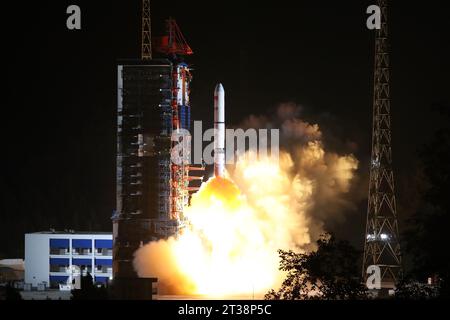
49,239,70,255
72,247,92,255
49,258,70,273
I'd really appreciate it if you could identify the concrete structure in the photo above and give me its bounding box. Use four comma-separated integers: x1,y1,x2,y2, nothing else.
19,290,73,300
25,231,112,289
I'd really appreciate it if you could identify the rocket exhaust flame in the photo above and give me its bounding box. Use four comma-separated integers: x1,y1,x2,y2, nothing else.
133,104,359,297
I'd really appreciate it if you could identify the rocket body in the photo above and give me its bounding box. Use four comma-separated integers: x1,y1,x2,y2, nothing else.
214,83,225,177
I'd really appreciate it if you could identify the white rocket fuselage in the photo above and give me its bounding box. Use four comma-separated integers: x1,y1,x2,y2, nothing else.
214,83,225,177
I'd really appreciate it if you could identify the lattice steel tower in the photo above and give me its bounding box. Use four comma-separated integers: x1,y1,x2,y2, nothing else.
362,0,402,289
141,0,152,60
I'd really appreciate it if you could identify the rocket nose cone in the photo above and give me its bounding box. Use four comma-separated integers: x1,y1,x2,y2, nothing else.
214,83,224,93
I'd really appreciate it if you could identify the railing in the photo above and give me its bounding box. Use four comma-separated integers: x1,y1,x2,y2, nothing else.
95,249,113,256
49,266,69,273
49,248,70,255
71,269,92,276
72,249,92,256
94,267,112,274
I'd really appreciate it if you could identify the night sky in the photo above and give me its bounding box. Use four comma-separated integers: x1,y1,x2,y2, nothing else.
1,0,449,257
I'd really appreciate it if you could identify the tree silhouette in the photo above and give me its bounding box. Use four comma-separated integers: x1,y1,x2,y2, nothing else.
71,272,108,300
266,233,367,300
4,282,22,300
403,103,450,298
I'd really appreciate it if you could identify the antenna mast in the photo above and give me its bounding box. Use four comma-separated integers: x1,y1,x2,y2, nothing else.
362,0,402,290
141,0,152,60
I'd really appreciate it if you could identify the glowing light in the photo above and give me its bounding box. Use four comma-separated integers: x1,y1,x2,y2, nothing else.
367,234,376,241
380,233,389,240
133,119,359,298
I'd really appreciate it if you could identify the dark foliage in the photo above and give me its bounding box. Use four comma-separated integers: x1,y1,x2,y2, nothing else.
403,103,450,298
4,283,22,300
71,272,109,300
395,278,439,300
266,234,367,300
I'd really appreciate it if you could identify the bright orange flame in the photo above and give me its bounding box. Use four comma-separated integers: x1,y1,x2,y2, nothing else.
134,146,358,298
173,176,281,297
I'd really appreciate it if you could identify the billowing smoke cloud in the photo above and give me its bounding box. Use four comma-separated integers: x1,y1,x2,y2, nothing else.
238,102,360,232
133,103,359,297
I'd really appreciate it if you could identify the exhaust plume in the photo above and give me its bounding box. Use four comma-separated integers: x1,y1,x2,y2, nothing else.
133,103,358,297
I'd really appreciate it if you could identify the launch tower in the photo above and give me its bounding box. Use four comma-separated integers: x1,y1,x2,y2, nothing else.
112,0,201,299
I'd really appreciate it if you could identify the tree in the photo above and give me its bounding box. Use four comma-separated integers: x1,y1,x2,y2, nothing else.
71,272,108,300
5,283,22,300
266,234,367,300
403,103,450,298
395,278,439,300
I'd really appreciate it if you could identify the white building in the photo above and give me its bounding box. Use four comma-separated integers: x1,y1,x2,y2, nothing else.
25,231,113,289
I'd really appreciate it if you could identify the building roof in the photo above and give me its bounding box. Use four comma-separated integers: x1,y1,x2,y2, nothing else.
28,230,111,235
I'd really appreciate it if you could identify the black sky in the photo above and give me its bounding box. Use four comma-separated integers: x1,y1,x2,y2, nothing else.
1,0,449,257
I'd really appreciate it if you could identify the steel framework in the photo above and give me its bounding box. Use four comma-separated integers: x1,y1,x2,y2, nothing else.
141,0,152,60
362,0,402,288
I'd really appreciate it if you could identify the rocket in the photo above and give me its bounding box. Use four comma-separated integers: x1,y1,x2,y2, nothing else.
214,83,225,177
